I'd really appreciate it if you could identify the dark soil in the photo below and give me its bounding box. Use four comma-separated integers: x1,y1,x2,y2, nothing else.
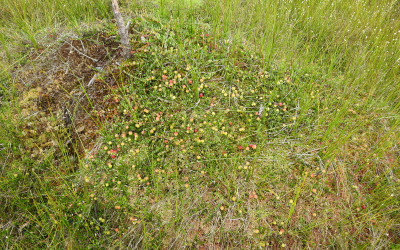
15,32,123,164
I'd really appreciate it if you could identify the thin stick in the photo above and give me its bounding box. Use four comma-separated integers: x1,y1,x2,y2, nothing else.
66,41,98,62
88,67,104,86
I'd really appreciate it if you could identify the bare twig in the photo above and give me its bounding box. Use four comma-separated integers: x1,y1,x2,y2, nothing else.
258,104,264,117
187,100,200,110
111,0,131,58
88,67,104,86
66,41,98,62
79,39,86,53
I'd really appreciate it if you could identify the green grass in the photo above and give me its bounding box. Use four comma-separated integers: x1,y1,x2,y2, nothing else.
0,0,399,248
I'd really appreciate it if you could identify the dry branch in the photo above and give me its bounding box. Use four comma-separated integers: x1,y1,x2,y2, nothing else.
111,0,131,58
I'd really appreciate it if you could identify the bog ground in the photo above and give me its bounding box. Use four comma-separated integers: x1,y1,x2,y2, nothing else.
0,0,399,249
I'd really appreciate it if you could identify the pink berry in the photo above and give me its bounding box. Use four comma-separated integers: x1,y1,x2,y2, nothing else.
199,93,204,98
